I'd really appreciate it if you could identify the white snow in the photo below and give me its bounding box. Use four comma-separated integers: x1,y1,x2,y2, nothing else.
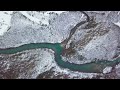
103,66,112,74
0,11,66,36
20,11,42,24
115,63,120,69
20,11,66,25
114,22,120,27
0,11,13,36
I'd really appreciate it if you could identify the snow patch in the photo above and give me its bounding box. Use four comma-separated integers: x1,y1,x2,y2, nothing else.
103,66,112,74
114,22,120,27
20,11,66,25
0,11,13,35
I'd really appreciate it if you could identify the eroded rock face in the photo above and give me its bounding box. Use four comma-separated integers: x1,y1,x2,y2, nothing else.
86,11,120,23
0,49,55,79
62,14,120,64
79,23,120,61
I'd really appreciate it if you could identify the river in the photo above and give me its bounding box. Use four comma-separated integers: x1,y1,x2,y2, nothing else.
0,43,120,73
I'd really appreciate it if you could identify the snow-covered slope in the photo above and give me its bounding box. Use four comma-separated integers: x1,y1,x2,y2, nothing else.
0,11,13,35
0,11,66,36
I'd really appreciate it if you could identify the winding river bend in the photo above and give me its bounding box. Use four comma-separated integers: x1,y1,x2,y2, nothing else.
0,43,120,73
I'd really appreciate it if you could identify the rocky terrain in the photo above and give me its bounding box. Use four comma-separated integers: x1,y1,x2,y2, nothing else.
0,11,120,79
